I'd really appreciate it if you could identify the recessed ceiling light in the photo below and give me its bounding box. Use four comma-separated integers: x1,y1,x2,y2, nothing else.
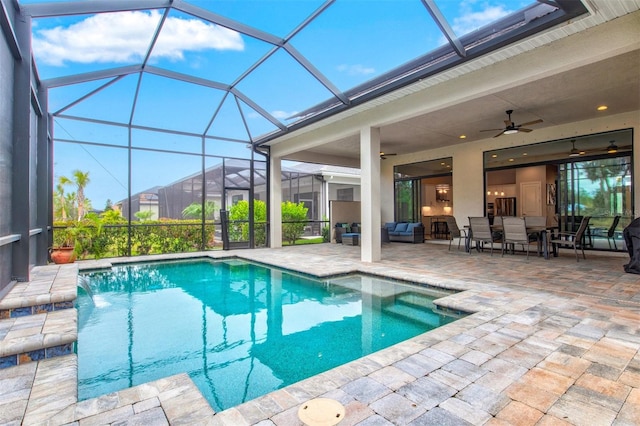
508,158,514,162
441,162,445,165
459,135,466,139
491,154,498,158
522,153,528,156
597,105,608,111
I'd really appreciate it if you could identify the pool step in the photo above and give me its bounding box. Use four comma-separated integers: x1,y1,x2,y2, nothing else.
0,264,78,369
0,264,77,319
0,308,77,368
383,303,445,328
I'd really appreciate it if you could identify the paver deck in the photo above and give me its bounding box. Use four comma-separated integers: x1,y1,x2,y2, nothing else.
0,242,638,425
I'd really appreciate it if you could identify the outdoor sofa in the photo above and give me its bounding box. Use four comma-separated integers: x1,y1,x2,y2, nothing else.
384,222,424,243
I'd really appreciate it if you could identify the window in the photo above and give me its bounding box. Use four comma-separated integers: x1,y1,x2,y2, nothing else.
337,188,353,201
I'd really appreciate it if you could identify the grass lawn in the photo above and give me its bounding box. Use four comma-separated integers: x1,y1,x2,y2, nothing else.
283,237,325,246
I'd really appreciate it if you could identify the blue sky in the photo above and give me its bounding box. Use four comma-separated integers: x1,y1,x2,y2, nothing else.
23,0,533,210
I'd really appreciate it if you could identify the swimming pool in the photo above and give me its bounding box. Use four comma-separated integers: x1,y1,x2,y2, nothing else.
77,258,462,412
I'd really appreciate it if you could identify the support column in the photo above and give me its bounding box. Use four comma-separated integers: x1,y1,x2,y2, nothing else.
11,13,32,281
36,91,50,266
360,126,381,262
269,155,282,248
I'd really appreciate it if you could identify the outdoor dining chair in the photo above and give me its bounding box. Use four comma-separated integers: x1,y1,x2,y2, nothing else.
444,216,466,251
591,215,621,250
524,215,547,249
549,216,592,261
468,217,495,255
502,216,535,259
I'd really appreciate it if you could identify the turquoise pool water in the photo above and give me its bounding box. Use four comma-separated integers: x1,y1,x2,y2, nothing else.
77,259,461,411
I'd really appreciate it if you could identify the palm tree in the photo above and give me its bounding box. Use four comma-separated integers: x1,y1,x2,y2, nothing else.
54,176,72,221
72,170,90,221
182,200,217,219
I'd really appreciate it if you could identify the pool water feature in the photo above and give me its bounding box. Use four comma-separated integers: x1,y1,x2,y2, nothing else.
77,259,463,412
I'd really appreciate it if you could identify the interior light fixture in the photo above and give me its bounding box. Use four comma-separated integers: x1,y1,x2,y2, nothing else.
503,129,518,135
459,135,466,139
597,105,608,111
491,154,498,158
607,140,618,154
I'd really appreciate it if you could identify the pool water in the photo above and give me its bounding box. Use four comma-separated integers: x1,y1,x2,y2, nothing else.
77,259,461,411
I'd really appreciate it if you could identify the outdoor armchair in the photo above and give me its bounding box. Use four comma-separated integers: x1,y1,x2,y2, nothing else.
549,216,591,261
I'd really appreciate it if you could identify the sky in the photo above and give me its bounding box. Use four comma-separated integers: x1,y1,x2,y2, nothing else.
21,0,534,210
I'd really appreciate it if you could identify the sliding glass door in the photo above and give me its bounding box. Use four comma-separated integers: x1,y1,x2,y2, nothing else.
557,156,631,249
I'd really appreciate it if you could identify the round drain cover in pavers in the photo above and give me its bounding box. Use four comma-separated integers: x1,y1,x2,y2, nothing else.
297,398,345,426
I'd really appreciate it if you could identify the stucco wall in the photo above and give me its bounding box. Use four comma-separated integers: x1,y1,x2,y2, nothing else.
385,111,640,229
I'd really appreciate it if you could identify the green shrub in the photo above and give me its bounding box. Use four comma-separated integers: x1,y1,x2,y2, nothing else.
282,201,308,245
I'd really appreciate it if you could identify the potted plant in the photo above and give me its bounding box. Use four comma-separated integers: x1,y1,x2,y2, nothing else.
50,225,78,264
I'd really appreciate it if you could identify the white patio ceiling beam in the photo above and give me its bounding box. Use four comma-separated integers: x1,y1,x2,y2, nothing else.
21,0,172,18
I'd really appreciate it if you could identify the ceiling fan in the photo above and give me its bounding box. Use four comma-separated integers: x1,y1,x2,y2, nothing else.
568,139,632,157
380,152,397,160
480,110,543,138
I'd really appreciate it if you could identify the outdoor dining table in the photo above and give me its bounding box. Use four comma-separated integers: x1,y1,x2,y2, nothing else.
465,224,558,259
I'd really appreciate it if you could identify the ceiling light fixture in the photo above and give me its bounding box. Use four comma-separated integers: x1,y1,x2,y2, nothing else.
459,135,466,139
607,140,618,154
503,129,518,135
597,105,608,111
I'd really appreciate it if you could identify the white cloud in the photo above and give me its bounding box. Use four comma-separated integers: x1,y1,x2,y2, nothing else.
452,5,511,36
336,64,375,76
271,110,298,120
33,10,244,66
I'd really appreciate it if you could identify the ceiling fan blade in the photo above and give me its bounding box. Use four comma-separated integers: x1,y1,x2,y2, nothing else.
493,130,506,138
518,119,543,127
519,128,533,133
480,128,503,132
